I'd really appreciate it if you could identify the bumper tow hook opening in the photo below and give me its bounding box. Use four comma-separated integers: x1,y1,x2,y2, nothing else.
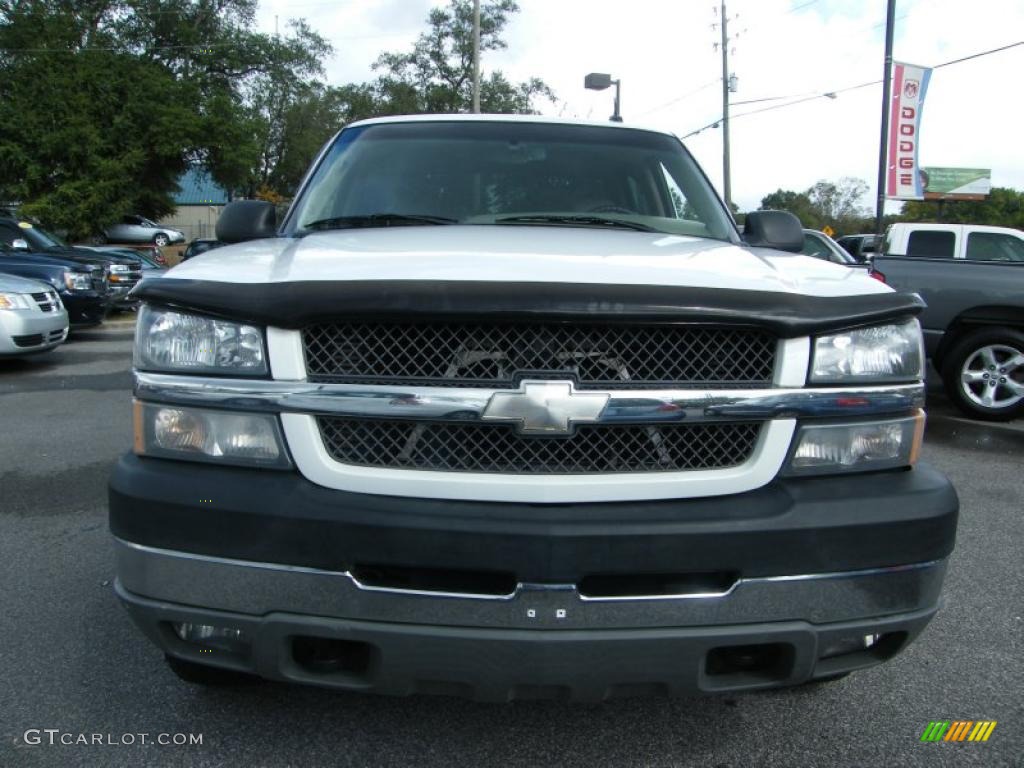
292,636,377,679
705,643,796,683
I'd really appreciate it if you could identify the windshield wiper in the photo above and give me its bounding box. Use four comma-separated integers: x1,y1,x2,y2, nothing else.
494,215,658,233
303,213,458,231
503,215,656,232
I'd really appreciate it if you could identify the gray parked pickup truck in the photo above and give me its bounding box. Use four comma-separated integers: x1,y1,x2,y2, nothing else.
875,222,1024,420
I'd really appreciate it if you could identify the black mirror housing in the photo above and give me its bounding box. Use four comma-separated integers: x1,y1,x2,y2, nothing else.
742,210,804,253
216,200,278,243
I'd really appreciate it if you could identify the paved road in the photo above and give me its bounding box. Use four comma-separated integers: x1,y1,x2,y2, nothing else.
1,323,1021,768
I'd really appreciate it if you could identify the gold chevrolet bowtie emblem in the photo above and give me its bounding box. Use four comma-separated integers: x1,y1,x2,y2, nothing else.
481,381,609,434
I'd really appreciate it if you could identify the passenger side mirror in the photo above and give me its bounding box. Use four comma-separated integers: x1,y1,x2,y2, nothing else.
215,200,277,243
742,211,804,253
11,238,29,250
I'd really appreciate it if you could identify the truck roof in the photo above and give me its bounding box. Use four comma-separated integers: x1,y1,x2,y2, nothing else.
888,222,1023,236
344,113,679,139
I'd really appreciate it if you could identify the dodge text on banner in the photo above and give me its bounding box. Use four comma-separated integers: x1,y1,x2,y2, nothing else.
886,61,932,200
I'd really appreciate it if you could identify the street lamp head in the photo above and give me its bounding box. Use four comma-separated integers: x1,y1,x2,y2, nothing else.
585,72,622,122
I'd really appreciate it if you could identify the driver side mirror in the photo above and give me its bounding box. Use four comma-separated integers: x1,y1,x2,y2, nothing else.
215,200,277,243
11,238,29,250
742,211,804,253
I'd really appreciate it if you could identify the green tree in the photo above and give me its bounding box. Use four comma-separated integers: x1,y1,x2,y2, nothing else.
759,177,870,234
369,0,554,116
900,187,1024,229
0,48,194,236
0,0,329,237
759,189,823,229
807,177,869,233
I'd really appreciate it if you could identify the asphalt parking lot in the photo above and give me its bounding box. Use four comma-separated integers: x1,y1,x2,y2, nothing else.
1,321,1021,768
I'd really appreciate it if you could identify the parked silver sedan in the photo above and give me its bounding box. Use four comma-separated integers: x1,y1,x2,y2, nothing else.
0,272,69,356
103,215,184,247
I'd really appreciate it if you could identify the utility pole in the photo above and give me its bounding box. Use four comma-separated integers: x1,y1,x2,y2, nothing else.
874,0,897,236
719,1,732,211
472,0,481,113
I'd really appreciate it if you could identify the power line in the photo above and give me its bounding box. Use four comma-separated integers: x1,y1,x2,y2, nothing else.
634,79,718,118
933,40,1023,69
639,1,895,124
681,39,1023,139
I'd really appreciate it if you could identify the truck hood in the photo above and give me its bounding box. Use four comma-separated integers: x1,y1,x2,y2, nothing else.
138,226,923,334
166,226,890,298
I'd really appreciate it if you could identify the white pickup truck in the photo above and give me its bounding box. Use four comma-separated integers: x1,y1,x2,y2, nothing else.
110,115,958,700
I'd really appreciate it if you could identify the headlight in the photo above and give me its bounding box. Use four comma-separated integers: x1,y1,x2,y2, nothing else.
134,305,267,375
133,402,290,468
109,264,129,273
784,412,924,476
0,292,32,310
63,271,93,291
810,318,924,383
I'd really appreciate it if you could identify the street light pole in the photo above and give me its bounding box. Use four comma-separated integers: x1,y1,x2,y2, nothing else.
610,79,622,122
720,0,732,211
472,0,481,113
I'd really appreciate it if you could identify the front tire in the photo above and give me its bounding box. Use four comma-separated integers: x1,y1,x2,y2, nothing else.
941,327,1024,421
153,233,169,247
164,654,257,686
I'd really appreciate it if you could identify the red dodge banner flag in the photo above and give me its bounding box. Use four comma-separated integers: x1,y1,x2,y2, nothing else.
886,61,932,200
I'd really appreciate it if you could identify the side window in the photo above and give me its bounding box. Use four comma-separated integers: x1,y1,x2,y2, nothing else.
906,230,956,258
659,163,688,219
0,225,21,246
801,234,830,260
965,232,1024,262
123,215,139,225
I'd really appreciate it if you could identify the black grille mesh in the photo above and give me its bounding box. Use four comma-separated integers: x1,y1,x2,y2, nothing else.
303,322,775,389
317,418,761,474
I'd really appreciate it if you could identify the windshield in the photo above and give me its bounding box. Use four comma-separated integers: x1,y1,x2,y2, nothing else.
22,224,67,250
286,121,735,241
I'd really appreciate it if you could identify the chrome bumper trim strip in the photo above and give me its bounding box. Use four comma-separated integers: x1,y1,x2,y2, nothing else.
114,538,946,629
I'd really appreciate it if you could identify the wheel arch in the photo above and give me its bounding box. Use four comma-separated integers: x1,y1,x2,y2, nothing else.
933,305,1024,370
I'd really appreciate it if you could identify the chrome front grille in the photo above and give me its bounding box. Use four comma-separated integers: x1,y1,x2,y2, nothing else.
89,267,107,292
316,418,761,474
31,291,59,312
303,322,776,389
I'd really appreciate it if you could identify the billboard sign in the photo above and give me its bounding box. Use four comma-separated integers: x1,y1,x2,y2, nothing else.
920,167,992,201
886,61,932,200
